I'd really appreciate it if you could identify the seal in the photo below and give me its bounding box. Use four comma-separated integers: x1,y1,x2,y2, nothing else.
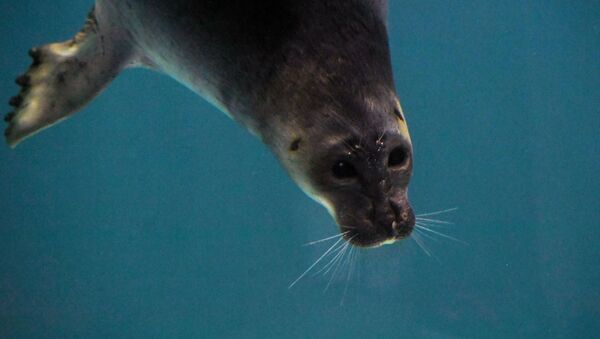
5,0,415,247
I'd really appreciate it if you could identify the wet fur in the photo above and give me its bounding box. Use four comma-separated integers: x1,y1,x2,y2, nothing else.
6,0,414,247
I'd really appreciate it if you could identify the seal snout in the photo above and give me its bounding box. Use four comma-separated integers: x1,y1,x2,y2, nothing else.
340,199,415,248
371,196,415,238
390,204,415,239
379,199,414,241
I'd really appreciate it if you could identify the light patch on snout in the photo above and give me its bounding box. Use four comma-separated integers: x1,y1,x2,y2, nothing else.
313,195,336,218
394,98,412,145
296,178,337,218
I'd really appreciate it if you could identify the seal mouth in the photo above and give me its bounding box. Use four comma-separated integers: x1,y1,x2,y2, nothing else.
333,197,416,248
340,218,415,248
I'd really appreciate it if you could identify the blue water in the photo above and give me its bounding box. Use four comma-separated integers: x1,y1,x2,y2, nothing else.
1,1,598,338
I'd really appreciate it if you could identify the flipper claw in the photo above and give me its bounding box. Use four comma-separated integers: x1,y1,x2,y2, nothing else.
28,48,41,65
9,96,22,107
15,75,29,86
4,112,15,122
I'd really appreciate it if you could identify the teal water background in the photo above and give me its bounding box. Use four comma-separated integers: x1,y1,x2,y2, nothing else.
1,1,598,338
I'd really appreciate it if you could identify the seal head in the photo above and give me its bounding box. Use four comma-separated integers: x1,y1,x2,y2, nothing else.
272,90,415,248
245,1,416,248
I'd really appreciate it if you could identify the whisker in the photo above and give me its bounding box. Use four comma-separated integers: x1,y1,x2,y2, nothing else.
324,235,356,276
314,241,347,276
415,224,468,245
354,247,362,286
341,138,356,152
303,231,348,247
411,232,432,257
415,217,454,225
289,236,345,289
416,207,458,217
323,243,348,277
413,227,440,243
324,239,352,292
341,247,356,306
412,232,440,262
376,130,386,144
415,221,447,229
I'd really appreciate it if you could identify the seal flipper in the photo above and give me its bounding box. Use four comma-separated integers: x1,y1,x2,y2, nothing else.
5,8,131,147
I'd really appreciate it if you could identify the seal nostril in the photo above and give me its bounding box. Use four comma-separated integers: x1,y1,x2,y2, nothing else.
388,147,408,167
401,211,408,221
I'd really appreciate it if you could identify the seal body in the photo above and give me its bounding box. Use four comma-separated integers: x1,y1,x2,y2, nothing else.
5,0,415,247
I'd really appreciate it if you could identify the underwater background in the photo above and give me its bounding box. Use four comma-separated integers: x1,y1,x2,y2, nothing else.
0,1,598,338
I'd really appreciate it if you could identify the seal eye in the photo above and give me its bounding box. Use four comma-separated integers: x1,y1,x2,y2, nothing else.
290,138,301,151
332,161,357,179
388,147,408,167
